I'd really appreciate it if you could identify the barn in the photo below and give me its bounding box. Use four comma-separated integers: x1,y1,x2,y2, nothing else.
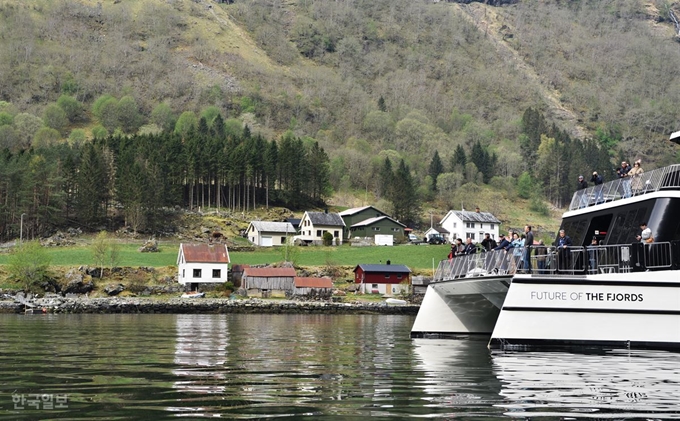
291,277,334,299
241,267,296,297
353,263,411,296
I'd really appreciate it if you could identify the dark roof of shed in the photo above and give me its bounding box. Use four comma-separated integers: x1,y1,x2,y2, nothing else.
353,264,411,273
180,244,230,263
242,267,296,277
285,218,302,227
306,211,345,226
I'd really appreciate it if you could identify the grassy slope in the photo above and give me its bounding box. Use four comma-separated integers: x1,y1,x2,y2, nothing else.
0,242,450,273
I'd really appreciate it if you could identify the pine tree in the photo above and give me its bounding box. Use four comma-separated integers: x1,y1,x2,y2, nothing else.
428,150,444,191
390,159,419,227
377,96,387,112
451,144,467,172
378,157,393,199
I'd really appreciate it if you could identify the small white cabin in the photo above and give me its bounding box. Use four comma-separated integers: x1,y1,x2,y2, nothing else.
246,221,296,247
177,243,230,287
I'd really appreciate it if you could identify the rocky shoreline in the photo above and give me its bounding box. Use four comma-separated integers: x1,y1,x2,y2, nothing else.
0,295,419,315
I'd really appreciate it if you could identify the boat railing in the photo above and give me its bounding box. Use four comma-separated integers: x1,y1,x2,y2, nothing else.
433,242,676,282
568,164,680,211
433,249,522,282
530,242,675,275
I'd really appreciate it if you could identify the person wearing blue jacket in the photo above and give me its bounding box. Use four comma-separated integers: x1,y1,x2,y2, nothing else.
556,229,573,272
493,234,510,251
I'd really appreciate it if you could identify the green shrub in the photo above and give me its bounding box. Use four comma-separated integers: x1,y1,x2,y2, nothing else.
322,232,334,246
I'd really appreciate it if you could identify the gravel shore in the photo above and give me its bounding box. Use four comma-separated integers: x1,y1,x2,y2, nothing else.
0,295,419,315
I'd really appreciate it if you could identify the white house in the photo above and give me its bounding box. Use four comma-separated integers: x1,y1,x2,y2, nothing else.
297,211,345,245
246,221,296,247
439,208,501,243
177,243,230,288
424,226,450,241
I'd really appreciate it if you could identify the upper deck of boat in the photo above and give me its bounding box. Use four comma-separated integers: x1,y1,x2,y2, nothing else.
568,163,680,212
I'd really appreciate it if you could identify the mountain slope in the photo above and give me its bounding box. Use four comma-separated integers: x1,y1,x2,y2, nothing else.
1,0,679,182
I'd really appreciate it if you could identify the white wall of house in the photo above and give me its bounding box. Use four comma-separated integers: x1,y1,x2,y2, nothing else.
178,263,228,285
298,220,344,244
358,283,409,296
248,230,290,247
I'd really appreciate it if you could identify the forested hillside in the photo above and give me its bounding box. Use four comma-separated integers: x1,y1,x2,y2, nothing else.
1,0,679,240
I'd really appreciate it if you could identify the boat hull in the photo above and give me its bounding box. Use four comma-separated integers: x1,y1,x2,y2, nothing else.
490,271,680,350
410,275,511,337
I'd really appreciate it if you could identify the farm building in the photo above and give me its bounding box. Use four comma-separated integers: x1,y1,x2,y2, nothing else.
297,211,345,245
347,215,406,240
177,243,230,290
339,206,391,239
246,221,296,247
290,277,334,299
241,267,296,297
353,263,411,296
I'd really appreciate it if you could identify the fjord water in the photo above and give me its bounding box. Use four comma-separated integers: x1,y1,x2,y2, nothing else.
1,314,679,420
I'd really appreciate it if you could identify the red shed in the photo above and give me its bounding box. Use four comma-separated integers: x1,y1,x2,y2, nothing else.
353,263,411,296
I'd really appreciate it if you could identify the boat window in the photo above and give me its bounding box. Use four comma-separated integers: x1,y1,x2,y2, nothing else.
611,207,647,244
558,219,589,246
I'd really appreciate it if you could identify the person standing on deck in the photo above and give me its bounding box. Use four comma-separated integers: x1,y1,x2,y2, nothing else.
523,225,534,274
577,175,589,208
619,161,632,198
556,229,573,272
591,171,604,203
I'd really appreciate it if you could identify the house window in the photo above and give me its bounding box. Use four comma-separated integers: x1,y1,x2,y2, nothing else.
193,269,202,278
490,223,495,230
316,230,322,237
372,284,378,288
281,237,286,243
182,269,185,278
466,222,475,228
397,274,403,280
466,233,475,240
391,228,399,232
372,227,380,231
384,273,390,278
453,223,457,228
212,269,221,278
334,230,339,237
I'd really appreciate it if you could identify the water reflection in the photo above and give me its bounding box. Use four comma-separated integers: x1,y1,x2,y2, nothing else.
1,314,679,420
173,314,228,395
412,338,680,419
492,349,680,419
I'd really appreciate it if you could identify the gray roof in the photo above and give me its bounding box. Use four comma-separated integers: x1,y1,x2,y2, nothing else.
453,210,501,224
306,211,345,227
250,221,295,233
351,216,405,228
338,205,387,217
354,264,411,273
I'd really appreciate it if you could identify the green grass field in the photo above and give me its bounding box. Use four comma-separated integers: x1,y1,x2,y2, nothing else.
0,242,451,273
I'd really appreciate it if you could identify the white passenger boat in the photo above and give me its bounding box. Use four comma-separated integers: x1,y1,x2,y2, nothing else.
411,132,680,350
